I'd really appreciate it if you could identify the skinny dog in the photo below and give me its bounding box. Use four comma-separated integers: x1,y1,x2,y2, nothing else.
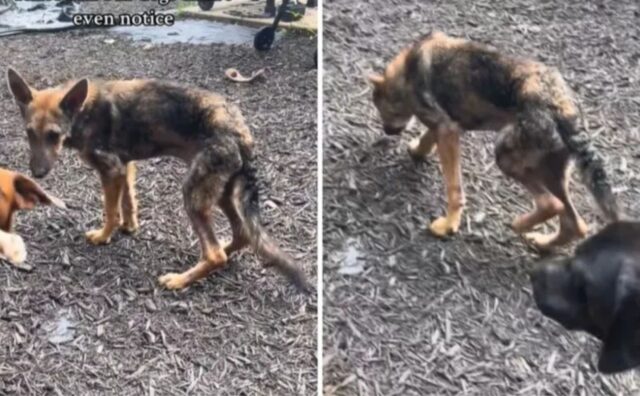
7,68,308,291
369,32,620,249
0,167,64,264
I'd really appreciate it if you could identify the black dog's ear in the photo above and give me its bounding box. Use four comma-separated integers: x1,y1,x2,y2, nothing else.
598,294,640,373
530,258,592,331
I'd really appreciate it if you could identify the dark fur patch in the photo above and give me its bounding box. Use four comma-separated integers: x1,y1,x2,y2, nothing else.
129,82,210,139
467,50,518,109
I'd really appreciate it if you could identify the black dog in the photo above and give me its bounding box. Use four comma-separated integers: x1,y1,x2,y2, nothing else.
530,221,640,373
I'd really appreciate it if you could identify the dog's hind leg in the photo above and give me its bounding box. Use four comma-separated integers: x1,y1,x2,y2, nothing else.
408,128,437,160
219,181,250,257
120,162,139,234
496,119,587,249
495,126,565,233
158,139,242,290
525,154,588,249
220,169,309,292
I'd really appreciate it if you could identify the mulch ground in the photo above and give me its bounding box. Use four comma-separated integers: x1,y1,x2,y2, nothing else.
323,1,640,395
0,6,317,395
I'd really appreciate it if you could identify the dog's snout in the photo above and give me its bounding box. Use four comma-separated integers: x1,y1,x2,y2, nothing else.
31,167,49,179
383,125,404,135
29,155,52,179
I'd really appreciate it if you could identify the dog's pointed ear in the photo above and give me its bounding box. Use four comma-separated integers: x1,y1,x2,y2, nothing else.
7,68,33,108
60,78,89,116
13,174,65,210
598,294,640,373
368,73,385,88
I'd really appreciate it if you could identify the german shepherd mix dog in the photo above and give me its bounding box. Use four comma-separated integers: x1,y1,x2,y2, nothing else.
531,222,640,374
0,167,65,265
369,32,620,249
6,68,308,291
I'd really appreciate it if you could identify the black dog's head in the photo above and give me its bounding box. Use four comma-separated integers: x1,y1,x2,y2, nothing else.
530,222,640,374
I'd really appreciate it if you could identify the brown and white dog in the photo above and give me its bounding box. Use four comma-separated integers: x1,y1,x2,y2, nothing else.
0,167,64,265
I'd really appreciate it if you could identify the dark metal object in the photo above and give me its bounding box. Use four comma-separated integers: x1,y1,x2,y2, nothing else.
197,0,215,11
254,0,291,51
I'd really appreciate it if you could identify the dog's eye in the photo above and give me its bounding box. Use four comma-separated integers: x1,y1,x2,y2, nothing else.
46,131,60,144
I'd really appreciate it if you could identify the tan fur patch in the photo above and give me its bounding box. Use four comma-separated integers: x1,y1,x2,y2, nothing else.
425,31,468,51
29,80,96,125
204,96,254,150
105,80,148,98
383,48,410,82
31,88,66,113
513,62,547,97
546,69,578,119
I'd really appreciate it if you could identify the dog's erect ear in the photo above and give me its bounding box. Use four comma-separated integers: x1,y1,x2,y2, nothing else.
60,78,89,116
13,174,65,210
368,73,385,88
598,292,640,373
7,68,33,108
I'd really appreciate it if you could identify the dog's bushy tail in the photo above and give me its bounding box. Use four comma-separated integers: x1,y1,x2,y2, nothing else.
228,159,310,293
555,115,621,221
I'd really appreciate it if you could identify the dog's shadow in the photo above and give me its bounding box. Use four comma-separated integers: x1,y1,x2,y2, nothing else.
325,130,545,295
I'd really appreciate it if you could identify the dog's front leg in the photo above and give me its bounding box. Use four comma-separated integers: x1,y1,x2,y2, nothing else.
87,168,126,245
430,124,465,237
120,162,139,234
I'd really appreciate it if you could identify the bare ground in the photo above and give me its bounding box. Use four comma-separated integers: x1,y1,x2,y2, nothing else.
323,1,640,395
0,8,317,396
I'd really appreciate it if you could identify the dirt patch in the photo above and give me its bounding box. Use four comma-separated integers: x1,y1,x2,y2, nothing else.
323,1,640,395
0,10,317,396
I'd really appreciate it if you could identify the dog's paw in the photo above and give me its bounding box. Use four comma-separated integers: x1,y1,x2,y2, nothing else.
0,232,27,265
429,216,459,237
85,228,112,245
407,138,437,161
523,232,560,252
158,273,189,290
524,228,584,252
222,239,237,255
511,215,534,234
120,220,139,235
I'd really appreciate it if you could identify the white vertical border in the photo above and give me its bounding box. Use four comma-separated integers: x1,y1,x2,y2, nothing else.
316,0,324,394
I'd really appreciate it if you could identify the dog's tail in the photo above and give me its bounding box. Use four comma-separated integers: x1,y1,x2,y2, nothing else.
554,114,621,221
226,159,310,293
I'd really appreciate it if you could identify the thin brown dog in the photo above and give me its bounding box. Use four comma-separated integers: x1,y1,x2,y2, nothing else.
369,32,620,249
6,68,309,291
